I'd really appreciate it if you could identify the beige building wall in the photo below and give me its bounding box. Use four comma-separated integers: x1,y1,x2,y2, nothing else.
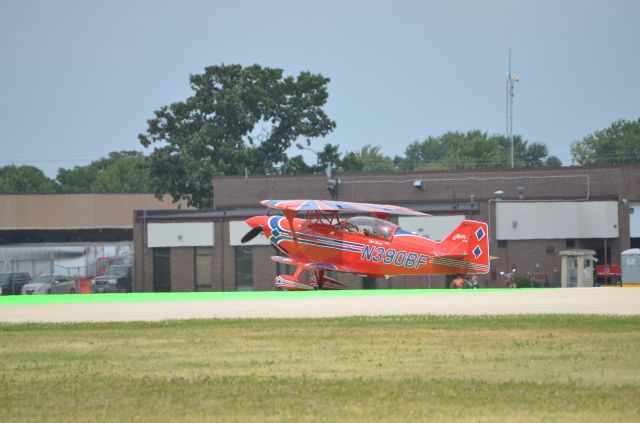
0,194,192,230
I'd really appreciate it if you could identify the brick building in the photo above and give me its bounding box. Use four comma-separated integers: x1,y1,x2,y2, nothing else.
133,166,640,292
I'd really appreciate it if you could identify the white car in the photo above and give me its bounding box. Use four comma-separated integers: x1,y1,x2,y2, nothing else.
22,275,76,295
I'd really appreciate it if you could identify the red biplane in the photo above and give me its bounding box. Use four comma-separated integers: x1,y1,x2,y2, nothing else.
241,200,489,290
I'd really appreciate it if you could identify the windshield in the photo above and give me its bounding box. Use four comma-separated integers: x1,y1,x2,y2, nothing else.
33,275,57,284
105,266,129,277
343,216,398,240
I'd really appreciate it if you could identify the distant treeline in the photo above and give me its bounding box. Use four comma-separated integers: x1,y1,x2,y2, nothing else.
2,117,639,196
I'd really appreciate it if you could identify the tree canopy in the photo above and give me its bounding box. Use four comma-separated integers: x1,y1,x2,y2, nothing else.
56,151,150,193
398,130,560,171
340,144,394,172
0,165,57,193
139,64,336,208
571,118,640,165
0,131,562,195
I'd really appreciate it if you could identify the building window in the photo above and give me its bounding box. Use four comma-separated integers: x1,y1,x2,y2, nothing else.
235,246,253,291
195,247,212,291
153,248,171,292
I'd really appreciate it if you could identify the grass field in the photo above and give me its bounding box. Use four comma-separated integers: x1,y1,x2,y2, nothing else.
1,315,639,422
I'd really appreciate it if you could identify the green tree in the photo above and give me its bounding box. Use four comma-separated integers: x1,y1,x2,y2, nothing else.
544,155,562,167
56,165,96,193
401,130,555,170
520,141,548,167
91,154,151,192
280,155,314,175
570,118,640,165
57,151,150,193
316,143,341,172
0,165,57,192
139,64,336,208
400,135,448,171
340,144,394,172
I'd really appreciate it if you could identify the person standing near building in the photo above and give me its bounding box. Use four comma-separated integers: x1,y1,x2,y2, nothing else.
450,275,465,289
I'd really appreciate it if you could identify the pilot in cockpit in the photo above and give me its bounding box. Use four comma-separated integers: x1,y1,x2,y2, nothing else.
343,216,397,239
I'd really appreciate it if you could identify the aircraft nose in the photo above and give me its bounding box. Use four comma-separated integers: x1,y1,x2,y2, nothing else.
241,216,269,244
246,216,266,229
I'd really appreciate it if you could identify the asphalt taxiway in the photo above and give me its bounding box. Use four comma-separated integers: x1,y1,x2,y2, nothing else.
0,288,638,323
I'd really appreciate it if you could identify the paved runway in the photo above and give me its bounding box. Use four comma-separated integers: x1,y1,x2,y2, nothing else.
1,288,638,323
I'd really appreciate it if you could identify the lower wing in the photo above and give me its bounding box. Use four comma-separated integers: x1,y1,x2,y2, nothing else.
270,256,356,273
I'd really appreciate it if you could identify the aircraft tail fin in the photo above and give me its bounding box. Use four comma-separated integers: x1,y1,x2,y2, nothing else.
432,220,490,274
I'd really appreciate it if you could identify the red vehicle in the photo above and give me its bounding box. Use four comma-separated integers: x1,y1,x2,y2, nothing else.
595,265,622,285
241,200,490,290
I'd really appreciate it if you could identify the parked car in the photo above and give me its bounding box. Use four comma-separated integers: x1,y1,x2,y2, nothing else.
22,275,76,295
91,265,132,293
0,272,32,295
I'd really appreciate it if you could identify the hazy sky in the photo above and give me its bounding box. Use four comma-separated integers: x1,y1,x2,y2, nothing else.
1,0,639,176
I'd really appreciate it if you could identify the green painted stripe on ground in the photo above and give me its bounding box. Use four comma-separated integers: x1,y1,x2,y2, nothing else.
0,288,550,306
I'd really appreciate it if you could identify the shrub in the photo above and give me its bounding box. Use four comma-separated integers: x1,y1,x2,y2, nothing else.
514,275,532,288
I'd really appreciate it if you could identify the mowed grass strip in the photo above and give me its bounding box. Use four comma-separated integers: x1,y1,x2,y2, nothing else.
1,315,639,422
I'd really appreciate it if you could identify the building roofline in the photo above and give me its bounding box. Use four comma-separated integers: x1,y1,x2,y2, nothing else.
212,164,638,180
134,207,267,221
0,192,159,196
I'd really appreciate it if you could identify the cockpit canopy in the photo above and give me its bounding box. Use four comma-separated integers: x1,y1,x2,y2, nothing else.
342,216,398,240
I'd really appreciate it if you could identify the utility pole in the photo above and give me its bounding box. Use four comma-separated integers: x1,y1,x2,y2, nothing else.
506,48,519,168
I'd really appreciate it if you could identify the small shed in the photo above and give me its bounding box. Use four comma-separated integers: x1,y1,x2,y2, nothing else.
559,249,596,288
621,249,640,285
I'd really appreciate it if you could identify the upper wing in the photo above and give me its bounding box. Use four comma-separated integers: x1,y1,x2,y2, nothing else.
260,199,428,216
271,256,356,273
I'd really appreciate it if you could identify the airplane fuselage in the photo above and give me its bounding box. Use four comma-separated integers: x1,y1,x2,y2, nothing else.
250,215,487,276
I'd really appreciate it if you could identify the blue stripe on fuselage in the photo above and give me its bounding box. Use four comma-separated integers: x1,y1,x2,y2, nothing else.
267,216,364,252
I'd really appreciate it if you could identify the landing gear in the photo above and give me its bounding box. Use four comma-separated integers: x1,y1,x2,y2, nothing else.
309,270,347,290
274,268,348,291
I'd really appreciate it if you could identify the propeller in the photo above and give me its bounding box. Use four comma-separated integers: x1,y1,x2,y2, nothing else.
241,225,263,243
241,206,272,244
